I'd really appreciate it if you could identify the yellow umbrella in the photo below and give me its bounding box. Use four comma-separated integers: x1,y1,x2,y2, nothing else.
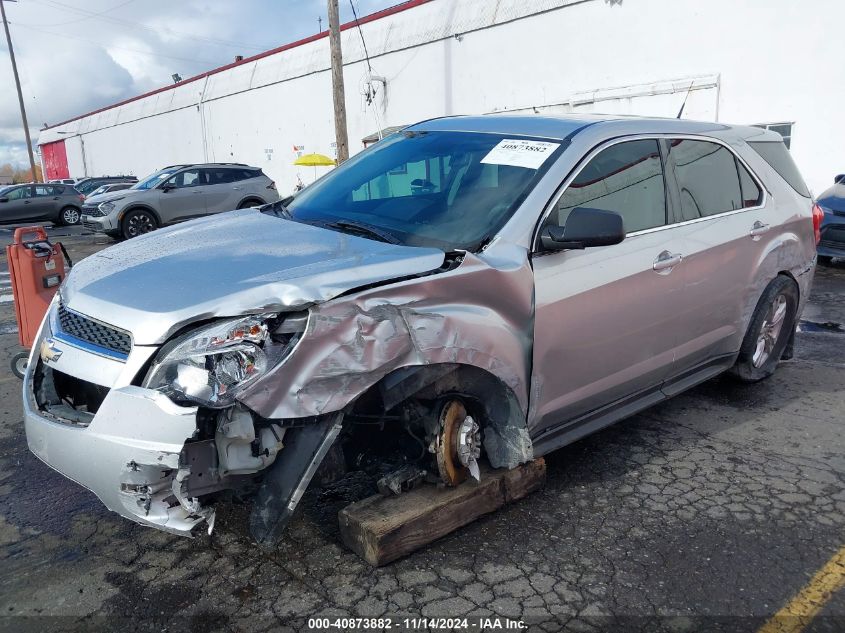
294,153,336,182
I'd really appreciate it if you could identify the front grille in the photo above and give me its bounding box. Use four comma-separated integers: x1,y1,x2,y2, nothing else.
57,303,132,357
82,220,102,231
82,205,104,217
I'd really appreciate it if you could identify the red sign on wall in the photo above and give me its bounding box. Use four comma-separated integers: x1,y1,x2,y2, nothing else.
41,140,69,180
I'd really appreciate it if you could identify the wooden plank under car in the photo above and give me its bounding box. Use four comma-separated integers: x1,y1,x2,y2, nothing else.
337,458,546,566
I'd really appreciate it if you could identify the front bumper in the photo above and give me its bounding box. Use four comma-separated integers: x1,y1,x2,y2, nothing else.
24,377,210,535
818,226,845,258
81,212,118,233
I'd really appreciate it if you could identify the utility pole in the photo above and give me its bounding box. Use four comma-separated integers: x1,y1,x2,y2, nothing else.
327,0,349,163
1,0,39,182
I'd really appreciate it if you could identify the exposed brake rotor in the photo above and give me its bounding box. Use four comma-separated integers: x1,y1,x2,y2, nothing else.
433,399,482,486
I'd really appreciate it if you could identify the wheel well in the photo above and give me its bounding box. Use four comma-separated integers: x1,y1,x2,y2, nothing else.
346,363,533,470
238,197,265,208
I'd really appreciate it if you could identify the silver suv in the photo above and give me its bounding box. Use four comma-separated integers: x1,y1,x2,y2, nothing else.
81,163,280,239
23,115,817,544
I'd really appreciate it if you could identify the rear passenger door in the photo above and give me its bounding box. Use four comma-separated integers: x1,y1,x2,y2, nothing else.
33,185,63,220
531,138,686,433
662,138,767,384
202,168,241,213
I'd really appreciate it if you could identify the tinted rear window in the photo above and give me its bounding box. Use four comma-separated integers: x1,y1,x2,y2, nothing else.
747,141,811,198
670,140,744,220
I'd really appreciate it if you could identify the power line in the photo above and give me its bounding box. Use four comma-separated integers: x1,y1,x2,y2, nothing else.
35,0,134,27
11,21,216,65
31,0,272,52
348,0,373,73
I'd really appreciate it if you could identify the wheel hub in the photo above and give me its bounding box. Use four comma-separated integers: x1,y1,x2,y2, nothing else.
433,399,482,486
752,294,787,368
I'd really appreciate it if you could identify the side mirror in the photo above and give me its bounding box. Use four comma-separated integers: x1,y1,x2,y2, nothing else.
541,207,625,251
160,182,176,192
0,197,7,203
835,174,845,185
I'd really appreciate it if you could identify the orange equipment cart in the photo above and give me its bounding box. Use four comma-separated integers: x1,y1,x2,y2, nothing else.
6,226,71,378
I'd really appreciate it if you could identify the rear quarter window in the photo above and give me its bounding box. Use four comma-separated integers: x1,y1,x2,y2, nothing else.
747,141,811,198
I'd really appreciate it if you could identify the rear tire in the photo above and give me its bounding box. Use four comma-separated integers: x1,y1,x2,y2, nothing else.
729,276,799,383
60,206,81,225
121,209,157,240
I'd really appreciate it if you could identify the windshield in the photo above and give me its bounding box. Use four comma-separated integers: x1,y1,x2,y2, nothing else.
284,131,565,250
132,168,181,191
75,180,102,194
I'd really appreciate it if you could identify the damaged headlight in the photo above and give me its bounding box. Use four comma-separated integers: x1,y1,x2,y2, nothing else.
143,313,306,408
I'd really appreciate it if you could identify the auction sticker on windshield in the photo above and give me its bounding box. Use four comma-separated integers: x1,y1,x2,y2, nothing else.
481,139,560,169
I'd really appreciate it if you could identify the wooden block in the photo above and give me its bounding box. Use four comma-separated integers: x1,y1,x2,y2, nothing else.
338,458,546,566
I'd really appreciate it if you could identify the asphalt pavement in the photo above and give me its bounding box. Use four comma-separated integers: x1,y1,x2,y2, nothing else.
0,228,842,633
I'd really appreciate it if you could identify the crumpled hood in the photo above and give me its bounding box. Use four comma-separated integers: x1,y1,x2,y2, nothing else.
62,209,445,344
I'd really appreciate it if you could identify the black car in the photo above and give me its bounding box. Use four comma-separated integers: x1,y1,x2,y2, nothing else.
74,176,137,196
0,183,85,226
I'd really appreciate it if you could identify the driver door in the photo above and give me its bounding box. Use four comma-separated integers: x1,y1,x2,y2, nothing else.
159,168,207,224
0,185,37,223
530,138,685,436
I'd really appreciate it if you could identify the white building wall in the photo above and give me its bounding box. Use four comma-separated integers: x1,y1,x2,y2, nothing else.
38,0,843,195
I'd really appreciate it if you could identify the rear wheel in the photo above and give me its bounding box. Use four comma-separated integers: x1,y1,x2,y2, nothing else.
729,276,799,382
121,209,157,240
237,198,263,209
60,206,81,225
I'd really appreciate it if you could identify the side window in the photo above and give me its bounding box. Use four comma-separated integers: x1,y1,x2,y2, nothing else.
549,139,666,234
35,185,60,196
172,169,201,187
203,169,234,185
670,140,744,221
737,161,763,208
7,186,32,200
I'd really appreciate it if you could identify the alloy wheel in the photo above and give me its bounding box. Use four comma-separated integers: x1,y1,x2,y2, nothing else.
752,294,788,368
127,213,155,237
62,208,80,224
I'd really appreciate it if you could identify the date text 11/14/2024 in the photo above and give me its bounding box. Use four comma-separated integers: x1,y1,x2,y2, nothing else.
307,617,528,630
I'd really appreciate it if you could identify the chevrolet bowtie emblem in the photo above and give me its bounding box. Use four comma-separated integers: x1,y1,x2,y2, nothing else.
40,338,63,364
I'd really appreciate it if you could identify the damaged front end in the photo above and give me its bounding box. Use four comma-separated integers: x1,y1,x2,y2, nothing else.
23,240,538,544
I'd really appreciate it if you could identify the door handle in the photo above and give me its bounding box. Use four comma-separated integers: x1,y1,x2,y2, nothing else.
653,250,683,271
749,221,770,238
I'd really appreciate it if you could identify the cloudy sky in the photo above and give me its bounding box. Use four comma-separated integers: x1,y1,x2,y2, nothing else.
0,0,396,168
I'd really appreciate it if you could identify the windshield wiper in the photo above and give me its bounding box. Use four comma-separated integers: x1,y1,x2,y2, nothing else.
323,220,400,244
261,199,292,219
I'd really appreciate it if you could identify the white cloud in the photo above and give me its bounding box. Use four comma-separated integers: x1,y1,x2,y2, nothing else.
0,0,396,167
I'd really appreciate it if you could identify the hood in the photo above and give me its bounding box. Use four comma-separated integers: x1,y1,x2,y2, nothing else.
84,189,134,205
817,183,845,212
62,209,445,344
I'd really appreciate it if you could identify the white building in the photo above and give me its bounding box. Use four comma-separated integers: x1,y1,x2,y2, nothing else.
37,0,843,195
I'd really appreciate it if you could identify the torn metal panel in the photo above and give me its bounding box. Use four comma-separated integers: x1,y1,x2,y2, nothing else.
250,413,343,546
240,244,535,422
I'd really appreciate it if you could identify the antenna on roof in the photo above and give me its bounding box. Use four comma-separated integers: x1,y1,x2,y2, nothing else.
676,79,695,119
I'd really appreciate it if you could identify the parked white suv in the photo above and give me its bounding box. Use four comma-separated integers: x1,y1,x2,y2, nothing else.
81,163,280,239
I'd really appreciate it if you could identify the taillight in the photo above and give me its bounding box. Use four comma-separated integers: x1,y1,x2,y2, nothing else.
267,181,277,191
812,203,824,245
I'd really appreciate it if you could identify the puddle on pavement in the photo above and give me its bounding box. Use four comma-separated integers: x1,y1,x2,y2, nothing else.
798,320,844,334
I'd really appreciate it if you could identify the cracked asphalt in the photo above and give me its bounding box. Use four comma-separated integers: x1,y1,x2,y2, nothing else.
0,226,843,632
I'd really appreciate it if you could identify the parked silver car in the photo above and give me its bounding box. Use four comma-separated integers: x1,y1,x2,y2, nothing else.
81,163,279,239
23,115,817,543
